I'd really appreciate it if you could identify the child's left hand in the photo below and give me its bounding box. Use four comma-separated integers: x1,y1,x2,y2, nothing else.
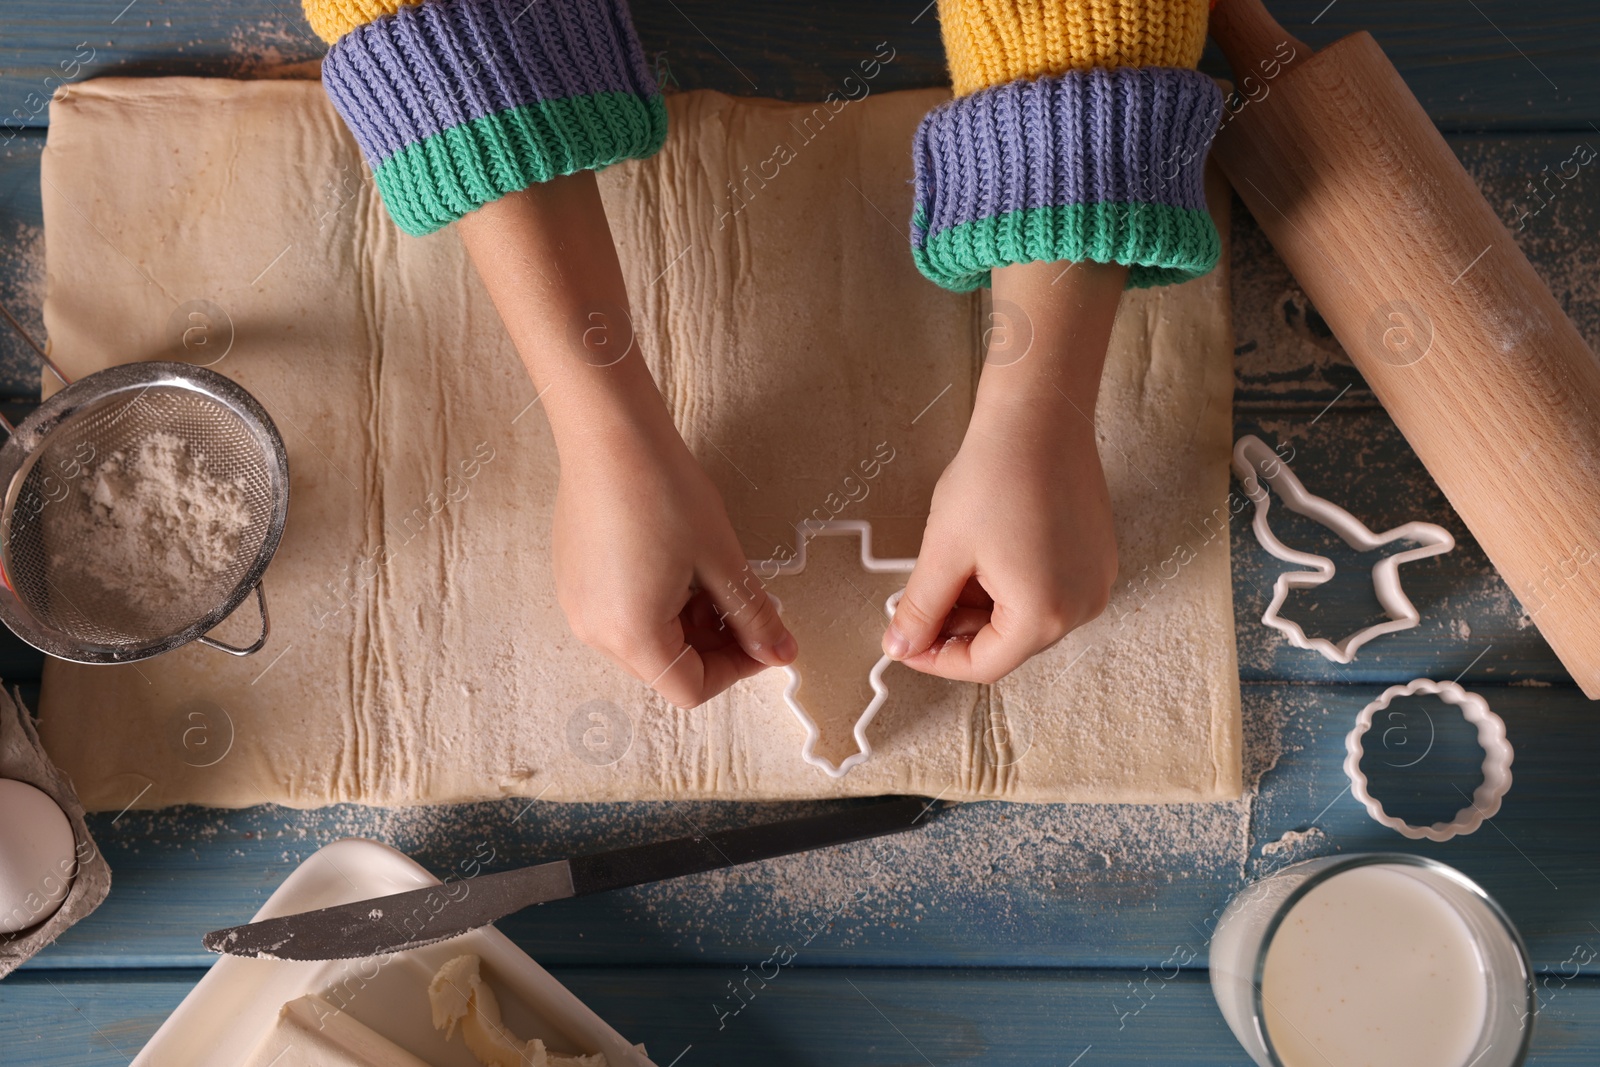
882,259,1128,683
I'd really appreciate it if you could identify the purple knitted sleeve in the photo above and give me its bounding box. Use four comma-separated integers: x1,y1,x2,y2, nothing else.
911,66,1223,291
314,0,667,236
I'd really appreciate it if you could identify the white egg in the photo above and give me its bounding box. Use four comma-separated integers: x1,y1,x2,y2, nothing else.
0,778,77,934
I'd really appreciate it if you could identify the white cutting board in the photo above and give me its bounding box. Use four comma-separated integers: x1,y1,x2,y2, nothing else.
133,838,655,1067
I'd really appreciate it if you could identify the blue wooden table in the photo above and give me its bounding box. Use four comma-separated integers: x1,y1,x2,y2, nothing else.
2,2,1599,1064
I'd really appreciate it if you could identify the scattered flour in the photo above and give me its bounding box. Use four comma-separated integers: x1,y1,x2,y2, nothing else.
67,432,252,614
1260,826,1325,857
102,686,1295,959
0,219,46,394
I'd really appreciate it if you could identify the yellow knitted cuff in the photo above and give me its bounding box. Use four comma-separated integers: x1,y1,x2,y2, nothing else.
302,0,421,43
937,0,1210,97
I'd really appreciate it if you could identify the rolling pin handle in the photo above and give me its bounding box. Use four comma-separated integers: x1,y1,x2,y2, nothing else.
1210,0,1311,85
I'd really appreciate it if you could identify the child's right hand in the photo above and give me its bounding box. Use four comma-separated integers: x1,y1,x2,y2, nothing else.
551,416,797,708
457,174,795,709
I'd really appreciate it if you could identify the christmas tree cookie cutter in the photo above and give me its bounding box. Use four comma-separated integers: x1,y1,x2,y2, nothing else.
749,520,915,778
1233,434,1456,663
1343,678,1513,842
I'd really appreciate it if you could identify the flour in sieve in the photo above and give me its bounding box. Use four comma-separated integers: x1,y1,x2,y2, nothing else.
62,432,251,613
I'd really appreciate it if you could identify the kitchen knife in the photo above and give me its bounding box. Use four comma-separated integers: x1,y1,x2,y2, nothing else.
204,794,945,960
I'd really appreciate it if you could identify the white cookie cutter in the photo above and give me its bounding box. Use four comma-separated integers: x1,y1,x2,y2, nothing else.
1233,434,1456,663
749,520,915,778
1343,678,1513,842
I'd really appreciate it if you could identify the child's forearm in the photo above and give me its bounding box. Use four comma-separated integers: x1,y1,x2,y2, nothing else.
455,172,679,454
457,171,797,701
880,256,1126,677
976,259,1128,434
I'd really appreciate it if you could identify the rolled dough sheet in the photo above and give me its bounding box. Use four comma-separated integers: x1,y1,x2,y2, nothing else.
36,77,1239,809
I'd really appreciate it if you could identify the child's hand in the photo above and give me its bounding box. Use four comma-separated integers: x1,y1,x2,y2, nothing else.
457,174,795,708
884,403,1116,682
552,421,796,708
883,259,1128,683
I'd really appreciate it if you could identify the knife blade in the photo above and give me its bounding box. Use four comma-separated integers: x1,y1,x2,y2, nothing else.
204,795,945,960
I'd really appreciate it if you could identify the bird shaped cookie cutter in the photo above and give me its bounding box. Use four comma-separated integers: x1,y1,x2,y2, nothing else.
748,520,915,778
1343,678,1512,842
1233,435,1456,663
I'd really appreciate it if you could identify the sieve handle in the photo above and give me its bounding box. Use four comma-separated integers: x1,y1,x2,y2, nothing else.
198,583,270,656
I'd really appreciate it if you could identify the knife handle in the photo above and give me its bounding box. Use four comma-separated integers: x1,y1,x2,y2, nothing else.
566,795,940,897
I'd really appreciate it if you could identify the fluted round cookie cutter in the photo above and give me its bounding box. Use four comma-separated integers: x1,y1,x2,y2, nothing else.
1233,434,1455,663
750,520,914,778
1343,678,1513,842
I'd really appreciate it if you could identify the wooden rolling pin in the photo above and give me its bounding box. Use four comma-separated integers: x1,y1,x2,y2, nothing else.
1210,0,1600,697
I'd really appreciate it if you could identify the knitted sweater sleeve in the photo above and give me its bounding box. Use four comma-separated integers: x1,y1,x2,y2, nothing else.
302,0,667,236
911,0,1222,291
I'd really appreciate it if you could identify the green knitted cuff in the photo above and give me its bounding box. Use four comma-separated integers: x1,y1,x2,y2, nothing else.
911,201,1221,292
372,92,669,237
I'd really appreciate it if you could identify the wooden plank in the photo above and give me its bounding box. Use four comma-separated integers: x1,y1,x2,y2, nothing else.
0,129,47,400
0,114,46,687
0,969,194,1066
0,2,1595,131
5,966,1600,1066
20,685,1598,974
555,968,1600,1067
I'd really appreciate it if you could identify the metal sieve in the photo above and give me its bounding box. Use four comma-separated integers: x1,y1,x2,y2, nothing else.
0,306,289,664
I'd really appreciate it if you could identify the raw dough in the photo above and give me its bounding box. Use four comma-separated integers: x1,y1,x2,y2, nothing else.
760,529,910,771
246,993,436,1067
429,955,609,1067
36,78,1239,807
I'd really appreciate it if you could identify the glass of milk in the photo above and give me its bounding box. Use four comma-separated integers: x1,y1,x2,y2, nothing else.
1210,853,1534,1067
